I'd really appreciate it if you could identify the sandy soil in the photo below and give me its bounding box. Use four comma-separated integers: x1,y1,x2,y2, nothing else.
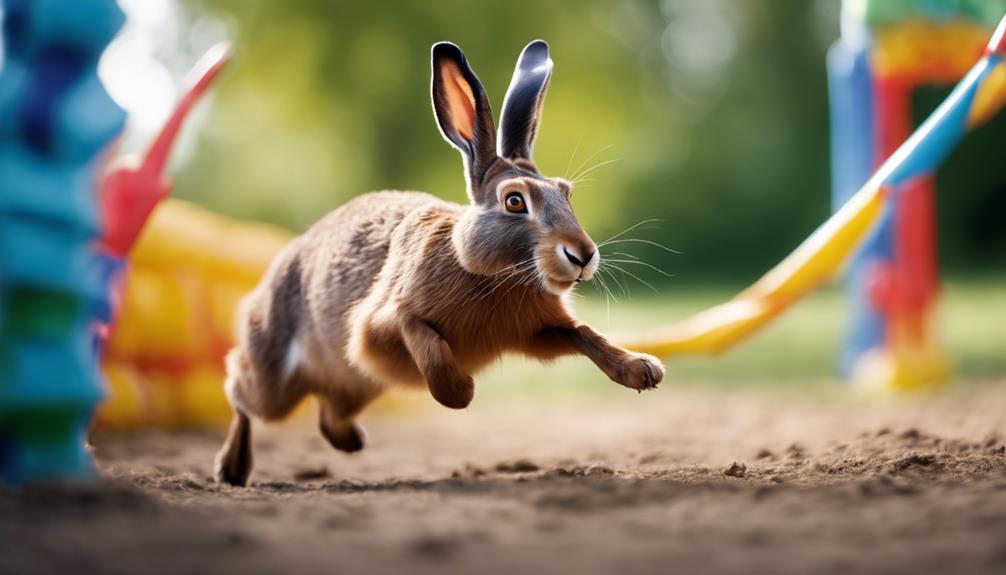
2,383,1005,575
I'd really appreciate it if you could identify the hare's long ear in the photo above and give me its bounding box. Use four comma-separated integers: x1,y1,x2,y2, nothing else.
497,40,553,168
431,42,497,196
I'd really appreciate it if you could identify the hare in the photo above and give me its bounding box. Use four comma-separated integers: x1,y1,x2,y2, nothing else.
214,40,664,486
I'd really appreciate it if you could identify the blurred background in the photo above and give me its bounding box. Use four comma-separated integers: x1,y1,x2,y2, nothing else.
98,0,1006,391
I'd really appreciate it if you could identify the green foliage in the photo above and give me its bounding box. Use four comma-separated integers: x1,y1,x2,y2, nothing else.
857,0,1006,28
474,278,1006,400
172,0,1004,284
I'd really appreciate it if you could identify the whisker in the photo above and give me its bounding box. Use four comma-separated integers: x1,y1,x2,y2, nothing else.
477,261,538,301
597,264,627,296
592,269,618,303
461,257,538,304
598,238,682,255
601,258,674,278
597,219,662,245
516,275,535,312
591,273,615,324
609,251,640,261
604,283,610,322
516,265,547,313
587,274,612,322
496,261,539,301
598,265,628,297
605,263,658,293
588,272,612,320
458,270,506,302
564,135,584,180
570,144,613,182
488,262,542,317
571,158,621,184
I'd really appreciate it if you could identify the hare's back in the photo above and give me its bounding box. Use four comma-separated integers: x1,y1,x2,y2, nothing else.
300,190,453,322
307,190,449,276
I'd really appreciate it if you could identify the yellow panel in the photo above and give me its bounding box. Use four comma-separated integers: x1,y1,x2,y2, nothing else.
872,20,988,82
96,360,147,430
176,364,233,427
102,200,293,429
131,200,292,284
967,61,1006,127
106,267,201,358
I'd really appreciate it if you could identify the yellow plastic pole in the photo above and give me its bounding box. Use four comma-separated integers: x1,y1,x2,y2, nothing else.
618,17,1006,359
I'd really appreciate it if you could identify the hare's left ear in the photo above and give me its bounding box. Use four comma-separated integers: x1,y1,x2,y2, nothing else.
431,42,498,195
497,40,553,167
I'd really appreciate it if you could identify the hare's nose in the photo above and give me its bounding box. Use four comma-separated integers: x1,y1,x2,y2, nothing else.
563,246,594,268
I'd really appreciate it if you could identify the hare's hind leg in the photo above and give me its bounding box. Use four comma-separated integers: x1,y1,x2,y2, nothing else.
214,347,310,486
215,357,258,486
317,382,382,453
215,408,253,486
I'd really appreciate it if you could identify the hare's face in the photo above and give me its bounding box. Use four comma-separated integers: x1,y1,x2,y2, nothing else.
432,40,596,294
453,165,598,295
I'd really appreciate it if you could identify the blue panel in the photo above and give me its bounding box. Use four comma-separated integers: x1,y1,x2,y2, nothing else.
1,0,125,59
19,46,89,154
0,217,92,290
0,338,103,406
2,57,127,162
0,59,28,137
0,143,98,229
0,415,97,486
827,36,889,377
837,204,894,377
828,39,875,210
55,70,127,162
88,251,126,327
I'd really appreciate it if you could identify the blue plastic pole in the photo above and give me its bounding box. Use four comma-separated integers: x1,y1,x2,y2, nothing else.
0,0,126,485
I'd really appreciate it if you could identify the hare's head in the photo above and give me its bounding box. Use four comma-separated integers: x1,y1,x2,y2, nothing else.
432,40,597,295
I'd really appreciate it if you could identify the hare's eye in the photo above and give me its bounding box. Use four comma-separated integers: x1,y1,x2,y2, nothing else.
504,192,528,214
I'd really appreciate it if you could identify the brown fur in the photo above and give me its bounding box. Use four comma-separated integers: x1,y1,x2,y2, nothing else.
214,40,664,486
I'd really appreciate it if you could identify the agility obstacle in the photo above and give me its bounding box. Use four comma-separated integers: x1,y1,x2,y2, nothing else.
619,11,1006,392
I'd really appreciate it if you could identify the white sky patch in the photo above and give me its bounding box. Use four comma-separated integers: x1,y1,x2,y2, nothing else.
98,0,231,162
99,0,180,142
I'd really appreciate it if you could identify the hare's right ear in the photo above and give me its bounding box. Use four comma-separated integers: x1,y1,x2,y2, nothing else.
431,42,498,197
498,40,553,168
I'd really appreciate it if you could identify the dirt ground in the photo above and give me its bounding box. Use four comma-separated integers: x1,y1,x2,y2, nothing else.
2,382,1005,575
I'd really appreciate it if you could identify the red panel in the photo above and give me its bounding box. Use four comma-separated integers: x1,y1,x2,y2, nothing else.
893,177,939,340
871,74,939,346
872,75,913,163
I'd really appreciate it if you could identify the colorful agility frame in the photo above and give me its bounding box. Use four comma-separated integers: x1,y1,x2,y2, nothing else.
828,0,1006,389
619,12,1006,387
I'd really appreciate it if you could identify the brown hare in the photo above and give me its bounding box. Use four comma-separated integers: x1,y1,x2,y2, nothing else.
214,40,664,486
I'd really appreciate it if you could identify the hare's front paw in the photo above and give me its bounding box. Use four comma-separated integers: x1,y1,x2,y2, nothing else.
428,373,475,410
614,353,664,391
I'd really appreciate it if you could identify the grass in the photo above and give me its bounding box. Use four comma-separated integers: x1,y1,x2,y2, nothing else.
472,278,1006,402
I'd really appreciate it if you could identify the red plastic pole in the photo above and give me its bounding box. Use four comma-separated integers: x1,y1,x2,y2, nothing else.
100,42,233,257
